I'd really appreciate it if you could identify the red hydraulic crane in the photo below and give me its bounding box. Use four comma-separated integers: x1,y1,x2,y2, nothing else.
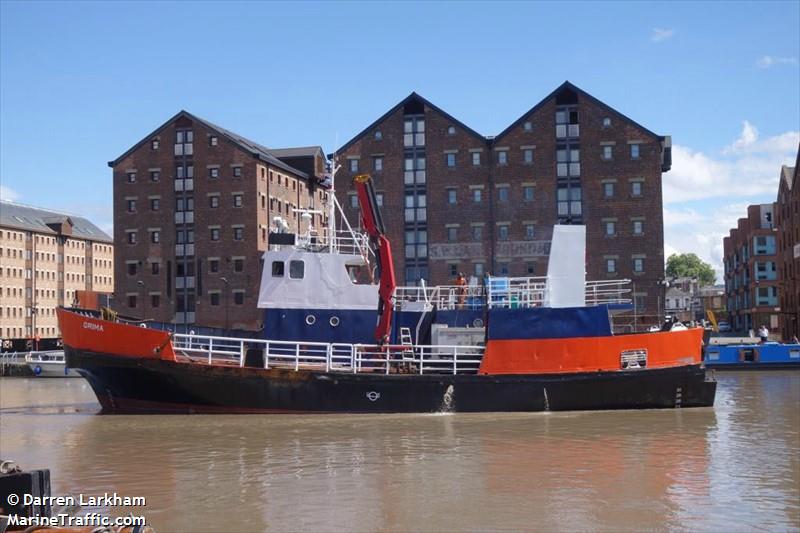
353,174,396,344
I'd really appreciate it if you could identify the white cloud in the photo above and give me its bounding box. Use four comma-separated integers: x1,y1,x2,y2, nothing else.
757,55,798,69
662,120,797,281
663,207,704,227
723,120,758,153
723,121,799,155
664,122,799,203
0,184,19,202
651,28,674,43
664,203,751,283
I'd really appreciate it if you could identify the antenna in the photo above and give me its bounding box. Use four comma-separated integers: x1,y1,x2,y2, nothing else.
328,133,341,253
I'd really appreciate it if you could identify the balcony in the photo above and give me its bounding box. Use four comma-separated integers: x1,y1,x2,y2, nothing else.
173,312,196,324
175,276,196,289
174,211,194,224
555,124,580,139
756,296,778,307
174,244,195,256
174,179,194,192
174,143,193,156
755,271,777,281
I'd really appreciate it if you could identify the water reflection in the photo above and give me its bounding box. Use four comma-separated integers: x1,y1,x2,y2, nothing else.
0,373,797,532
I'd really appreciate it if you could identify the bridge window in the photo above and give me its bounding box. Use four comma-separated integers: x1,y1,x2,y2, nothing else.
346,264,373,285
289,260,304,279
271,261,284,277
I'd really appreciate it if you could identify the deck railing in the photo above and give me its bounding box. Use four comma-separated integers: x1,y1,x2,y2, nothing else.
585,279,633,306
394,284,487,310
394,276,632,310
172,333,484,375
24,350,65,363
295,228,371,257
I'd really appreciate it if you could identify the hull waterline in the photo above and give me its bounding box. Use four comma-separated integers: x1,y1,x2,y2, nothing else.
67,347,716,414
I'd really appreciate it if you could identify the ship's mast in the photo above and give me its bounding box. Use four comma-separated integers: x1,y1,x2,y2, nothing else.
327,152,341,253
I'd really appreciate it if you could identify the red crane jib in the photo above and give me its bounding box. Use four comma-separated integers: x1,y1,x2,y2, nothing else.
354,175,397,344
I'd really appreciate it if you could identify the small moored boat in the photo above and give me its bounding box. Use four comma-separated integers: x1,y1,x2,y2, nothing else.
704,341,800,369
25,351,81,378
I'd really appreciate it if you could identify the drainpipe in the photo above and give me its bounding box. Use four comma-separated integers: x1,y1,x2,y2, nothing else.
486,137,496,274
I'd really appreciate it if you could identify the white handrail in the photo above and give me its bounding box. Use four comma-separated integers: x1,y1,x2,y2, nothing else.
395,276,632,310
171,333,484,376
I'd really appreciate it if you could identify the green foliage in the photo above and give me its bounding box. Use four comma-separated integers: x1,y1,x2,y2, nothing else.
665,253,716,286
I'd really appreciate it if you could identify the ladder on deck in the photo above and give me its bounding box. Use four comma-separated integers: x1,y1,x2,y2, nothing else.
400,327,413,346
399,327,414,362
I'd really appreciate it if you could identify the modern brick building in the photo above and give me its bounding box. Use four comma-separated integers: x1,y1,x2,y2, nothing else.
0,203,113,346
333,82,672,327
109,111,328,330
723,203,781,336
776,149,799,341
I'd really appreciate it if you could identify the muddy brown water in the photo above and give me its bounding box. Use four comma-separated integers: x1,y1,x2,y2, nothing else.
1,372,798,532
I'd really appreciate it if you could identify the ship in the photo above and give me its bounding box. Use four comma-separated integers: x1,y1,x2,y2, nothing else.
57,170,716,414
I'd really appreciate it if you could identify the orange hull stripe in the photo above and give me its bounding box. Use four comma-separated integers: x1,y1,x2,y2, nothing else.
479,328,703,375
57,308,175,361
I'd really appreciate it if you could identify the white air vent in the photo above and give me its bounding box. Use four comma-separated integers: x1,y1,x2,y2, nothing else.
621,349,647,369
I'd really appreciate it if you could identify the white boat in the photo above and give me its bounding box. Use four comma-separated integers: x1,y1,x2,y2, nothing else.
25,351,81,377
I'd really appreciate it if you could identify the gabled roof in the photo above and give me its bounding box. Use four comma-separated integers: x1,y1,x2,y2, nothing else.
333,83,668,159
0,202,112,243
333,92,488,156
495,81,664,141
108,111,310,179
780,165,796,191
269,146,324,158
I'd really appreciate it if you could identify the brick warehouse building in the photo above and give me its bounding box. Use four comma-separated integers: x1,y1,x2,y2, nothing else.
0,203,113,345
723,204,781,336
110,111,328,330
776,149,799,340
334,82,672,327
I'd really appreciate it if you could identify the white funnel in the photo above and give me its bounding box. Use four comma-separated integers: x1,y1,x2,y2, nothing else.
545,225,586,308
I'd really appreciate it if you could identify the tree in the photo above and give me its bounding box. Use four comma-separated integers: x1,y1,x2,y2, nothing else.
665,253,716,286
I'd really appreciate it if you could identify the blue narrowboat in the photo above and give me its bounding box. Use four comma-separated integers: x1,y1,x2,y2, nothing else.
704,342,800,369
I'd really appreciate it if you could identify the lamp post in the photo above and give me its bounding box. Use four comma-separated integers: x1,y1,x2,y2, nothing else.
657,278,670,325
220,277,230,331
137,280,145,320
30,302,38,350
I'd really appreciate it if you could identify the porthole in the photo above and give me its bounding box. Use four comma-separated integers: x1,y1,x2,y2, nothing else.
473,318,484,328
329,316,340,327
305,314,316,325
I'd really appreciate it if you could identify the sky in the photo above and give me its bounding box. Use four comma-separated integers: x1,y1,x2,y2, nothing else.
1,1,799,281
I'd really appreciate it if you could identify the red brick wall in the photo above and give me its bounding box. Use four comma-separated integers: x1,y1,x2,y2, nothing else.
112,115,316,329
723,204,781,335
776,160,800,340
336,89,668,326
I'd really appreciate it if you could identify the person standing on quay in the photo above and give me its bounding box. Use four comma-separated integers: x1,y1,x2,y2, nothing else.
758,324,769,343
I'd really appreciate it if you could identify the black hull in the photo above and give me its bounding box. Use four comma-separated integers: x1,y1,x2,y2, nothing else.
66,348,717,414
